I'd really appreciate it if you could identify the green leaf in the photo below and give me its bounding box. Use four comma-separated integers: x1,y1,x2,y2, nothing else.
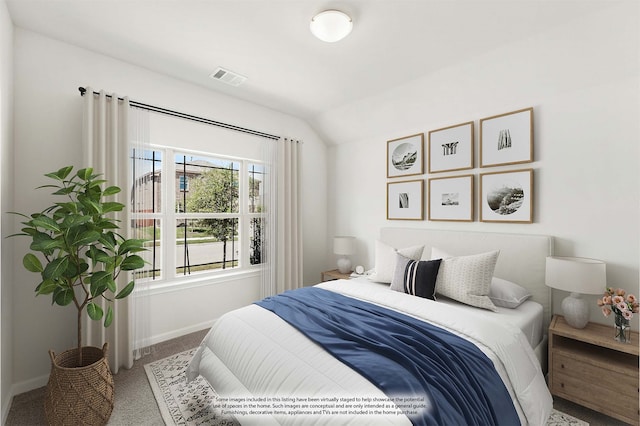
45,166,73,181
87,246,111,264
102,186,121,196
90,271,113,297
76,167,93,181
87,303,104,321
23,253,43,273
43,257,69,280
52,186,75,196
101,202,125,213
120,255,145,271
81,198,101,214
115,281,135,299
36,279,57,295
31,216,61,233
99,232,117,251
118,239,147,255
104,306,113,327
30,232,62,253
53,287,74,306
61,215,91,229
66,227,101,247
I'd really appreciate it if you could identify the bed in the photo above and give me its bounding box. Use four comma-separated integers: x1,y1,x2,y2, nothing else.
187,228,554,425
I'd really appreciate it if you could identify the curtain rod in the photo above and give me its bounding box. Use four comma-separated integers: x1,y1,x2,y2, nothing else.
78,87,280,141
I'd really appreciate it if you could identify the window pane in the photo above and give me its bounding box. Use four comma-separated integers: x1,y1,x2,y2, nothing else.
175,154,239,214
176,218,239,275
248,163,265,213
130,218,162,280
249,217,264,265
131,149,163,213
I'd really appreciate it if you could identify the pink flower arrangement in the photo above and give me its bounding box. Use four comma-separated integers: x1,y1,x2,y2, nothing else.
597,287,639,319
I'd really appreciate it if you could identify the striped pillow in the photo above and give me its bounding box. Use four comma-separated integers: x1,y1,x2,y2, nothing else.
391,253,441,300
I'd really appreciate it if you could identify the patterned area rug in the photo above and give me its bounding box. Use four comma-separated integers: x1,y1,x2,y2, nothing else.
145,348,588,425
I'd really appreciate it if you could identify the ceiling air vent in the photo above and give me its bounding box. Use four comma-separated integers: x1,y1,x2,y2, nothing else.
209,67,247,87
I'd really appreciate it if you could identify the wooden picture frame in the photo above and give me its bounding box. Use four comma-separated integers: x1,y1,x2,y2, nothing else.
387,179,424,220
428,175,474,222
387,133,424,178
480,169,533,223
480,107,533,167
428,121,474,173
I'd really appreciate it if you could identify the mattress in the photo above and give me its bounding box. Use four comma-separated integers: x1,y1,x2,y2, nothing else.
188,278,552,425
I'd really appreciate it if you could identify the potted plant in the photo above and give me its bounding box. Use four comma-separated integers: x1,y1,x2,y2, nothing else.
10,166,146,425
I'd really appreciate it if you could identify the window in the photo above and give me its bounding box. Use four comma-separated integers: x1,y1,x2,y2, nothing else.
130,147,265,284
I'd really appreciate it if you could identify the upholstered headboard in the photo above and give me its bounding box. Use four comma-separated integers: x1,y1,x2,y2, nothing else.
379,227,555,328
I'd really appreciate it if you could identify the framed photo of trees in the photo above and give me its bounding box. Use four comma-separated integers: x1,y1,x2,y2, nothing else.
387,179,424,220
480,108,533,167
480,169,533,223
387,133,424,178
428,121,474,173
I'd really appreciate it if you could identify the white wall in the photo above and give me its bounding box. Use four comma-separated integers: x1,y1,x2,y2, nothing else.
322,3,639,328
11,28,327,394
0,0,13,421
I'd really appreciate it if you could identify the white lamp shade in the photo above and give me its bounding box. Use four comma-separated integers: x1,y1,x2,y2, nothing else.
333,236,355,255
545,256,606,295
310,10,353,42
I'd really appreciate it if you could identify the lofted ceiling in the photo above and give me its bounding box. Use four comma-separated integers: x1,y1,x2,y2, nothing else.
7,0,611,139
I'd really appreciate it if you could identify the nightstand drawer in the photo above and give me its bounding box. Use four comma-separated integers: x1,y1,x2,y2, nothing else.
552,370,638,422
552,354,639,421
552,353,638,396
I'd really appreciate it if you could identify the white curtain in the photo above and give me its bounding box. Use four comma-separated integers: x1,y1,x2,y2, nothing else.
261,137,303,297
128,107,152,360
82,89,151,372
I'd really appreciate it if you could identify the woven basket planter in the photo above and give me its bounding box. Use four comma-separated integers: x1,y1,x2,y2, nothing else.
44,343,114,426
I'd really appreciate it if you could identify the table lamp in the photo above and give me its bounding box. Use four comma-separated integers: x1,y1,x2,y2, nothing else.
545,256,606,328
333,236,355,274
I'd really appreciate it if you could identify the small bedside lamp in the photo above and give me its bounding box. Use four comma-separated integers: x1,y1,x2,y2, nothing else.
333,236,355,274
545,256,606,329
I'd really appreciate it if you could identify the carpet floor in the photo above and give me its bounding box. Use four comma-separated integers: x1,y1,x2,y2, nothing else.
6,329,628,425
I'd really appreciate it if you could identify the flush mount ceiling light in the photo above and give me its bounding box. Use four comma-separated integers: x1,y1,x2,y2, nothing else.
310,10,353,42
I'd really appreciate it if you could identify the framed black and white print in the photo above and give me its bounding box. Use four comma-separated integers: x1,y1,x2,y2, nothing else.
428,121,474,173
480,169,533,223
387,179,424,220
428,175,473,222
387,133,424,178
480,107,533,167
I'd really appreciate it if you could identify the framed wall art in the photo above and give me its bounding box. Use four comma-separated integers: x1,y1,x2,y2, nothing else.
480,107,533,167
428,175,474,222
387,179,424,220
387,133,424,178
428,121,474,173
480,169,533,223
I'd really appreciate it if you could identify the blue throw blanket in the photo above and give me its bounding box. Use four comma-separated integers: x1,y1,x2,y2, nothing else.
256,287,520,426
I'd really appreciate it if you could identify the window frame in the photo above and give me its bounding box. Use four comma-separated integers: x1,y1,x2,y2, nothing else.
131,144,264,287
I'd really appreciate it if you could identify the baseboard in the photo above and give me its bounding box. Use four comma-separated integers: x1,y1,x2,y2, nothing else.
143,320,215,348
11,373,49,396
2,389,13,425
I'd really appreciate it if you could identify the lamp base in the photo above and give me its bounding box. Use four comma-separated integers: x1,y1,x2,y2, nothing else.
561,292,589,328
337,257,352,274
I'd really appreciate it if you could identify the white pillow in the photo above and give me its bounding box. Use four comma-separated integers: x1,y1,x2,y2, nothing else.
489,277,531,309
432,248,499,312
368,240,424,284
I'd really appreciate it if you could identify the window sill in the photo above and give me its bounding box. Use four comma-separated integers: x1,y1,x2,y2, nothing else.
133,267,262,297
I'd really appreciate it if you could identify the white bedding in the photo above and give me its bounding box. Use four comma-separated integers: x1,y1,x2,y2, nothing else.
436,292,544,348
188,278,552,425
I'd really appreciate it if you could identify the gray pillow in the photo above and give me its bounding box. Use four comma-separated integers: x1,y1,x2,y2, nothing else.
489,277,531,309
